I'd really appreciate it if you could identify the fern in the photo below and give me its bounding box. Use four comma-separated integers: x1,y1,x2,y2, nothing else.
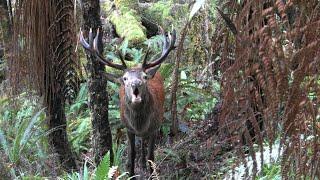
11,108,45,163
94,152,111,180
216,0,320,178
113,144,125,167
68,83,88,115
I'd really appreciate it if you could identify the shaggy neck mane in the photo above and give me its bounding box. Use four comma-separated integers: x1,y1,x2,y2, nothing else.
124,87,154,133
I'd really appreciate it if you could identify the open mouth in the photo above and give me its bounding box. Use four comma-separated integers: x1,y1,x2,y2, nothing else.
133,88,139,97
131,88,142,104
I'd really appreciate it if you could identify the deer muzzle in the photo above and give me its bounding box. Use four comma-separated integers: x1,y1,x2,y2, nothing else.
130,80,142,104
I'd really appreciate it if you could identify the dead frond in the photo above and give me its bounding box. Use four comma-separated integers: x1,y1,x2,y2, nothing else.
215,0,320,178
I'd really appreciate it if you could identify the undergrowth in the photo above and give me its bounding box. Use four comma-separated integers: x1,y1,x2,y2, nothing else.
0,0,319,179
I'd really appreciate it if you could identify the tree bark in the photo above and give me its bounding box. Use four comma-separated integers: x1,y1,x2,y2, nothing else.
81,0,113,164
46,0,78,171
0,0,12,83
47,92,77,170
0,0,12,39
170,23,189,137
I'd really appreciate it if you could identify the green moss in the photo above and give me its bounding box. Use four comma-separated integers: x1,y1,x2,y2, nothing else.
114,0,138,12
142,1,188,29
144,1,173,27
110,11,146,44
101,0,113,12
101,0,146,45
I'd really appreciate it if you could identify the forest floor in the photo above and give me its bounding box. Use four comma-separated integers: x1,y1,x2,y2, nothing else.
149,103,282,180
127,103,236,179
155,104,231,179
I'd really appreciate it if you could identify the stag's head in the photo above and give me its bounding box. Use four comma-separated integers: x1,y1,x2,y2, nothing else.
80,28,176,105
121,66,153,104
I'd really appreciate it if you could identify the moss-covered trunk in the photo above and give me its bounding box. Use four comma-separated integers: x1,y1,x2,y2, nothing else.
81,0,113,164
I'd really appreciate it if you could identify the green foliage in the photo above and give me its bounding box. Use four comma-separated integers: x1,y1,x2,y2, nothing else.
176,67,219,120
11,108,45,164
101,0,146,45
144,35,163,53
113,143,125,167
159,63,174,80
68,116,91,154
114,0,138,12
64,83,127,178
257,163,281,180
208,0,217,19
145,1,173,26
110,11,146,44
65,149,128,180
68,83,89,116
101,0,113,14
64,161,90,180
163,148,183,163
0,96,47,178
142,0,188,30
94,152,110,180
66,83,91,154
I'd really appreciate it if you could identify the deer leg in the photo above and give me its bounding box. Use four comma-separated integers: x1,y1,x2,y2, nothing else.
147,133,156,174
127,131,136,177
140,137,147,170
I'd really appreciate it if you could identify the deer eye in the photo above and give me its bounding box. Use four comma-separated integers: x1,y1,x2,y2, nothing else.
123,77,127,81
143,74,148,80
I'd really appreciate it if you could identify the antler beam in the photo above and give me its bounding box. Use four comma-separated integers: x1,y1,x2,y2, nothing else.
142,28,176,70
79,28,127,70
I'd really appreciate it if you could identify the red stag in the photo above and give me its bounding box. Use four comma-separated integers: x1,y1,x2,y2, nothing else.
80,28,176,176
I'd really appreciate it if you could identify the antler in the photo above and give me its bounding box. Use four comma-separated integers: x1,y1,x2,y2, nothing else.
80,28,127,70
142,28,176,69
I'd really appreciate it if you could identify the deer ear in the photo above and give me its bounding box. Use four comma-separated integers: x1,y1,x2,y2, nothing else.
145,65,161,78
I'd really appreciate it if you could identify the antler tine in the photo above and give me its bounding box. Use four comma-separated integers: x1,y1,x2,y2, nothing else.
116,48,127,69
80,29,93,52
143,29,176,69
93,28,99,51
89,28,94,48
80,28,127,70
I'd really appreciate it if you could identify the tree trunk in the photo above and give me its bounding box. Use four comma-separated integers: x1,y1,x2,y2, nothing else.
0,0,12,83
81,0,113,164
0,0,12,39
170,23,189,137
47,93,77,170
46,0,78,171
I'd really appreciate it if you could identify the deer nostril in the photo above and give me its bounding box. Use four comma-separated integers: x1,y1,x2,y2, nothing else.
136,80,142,85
